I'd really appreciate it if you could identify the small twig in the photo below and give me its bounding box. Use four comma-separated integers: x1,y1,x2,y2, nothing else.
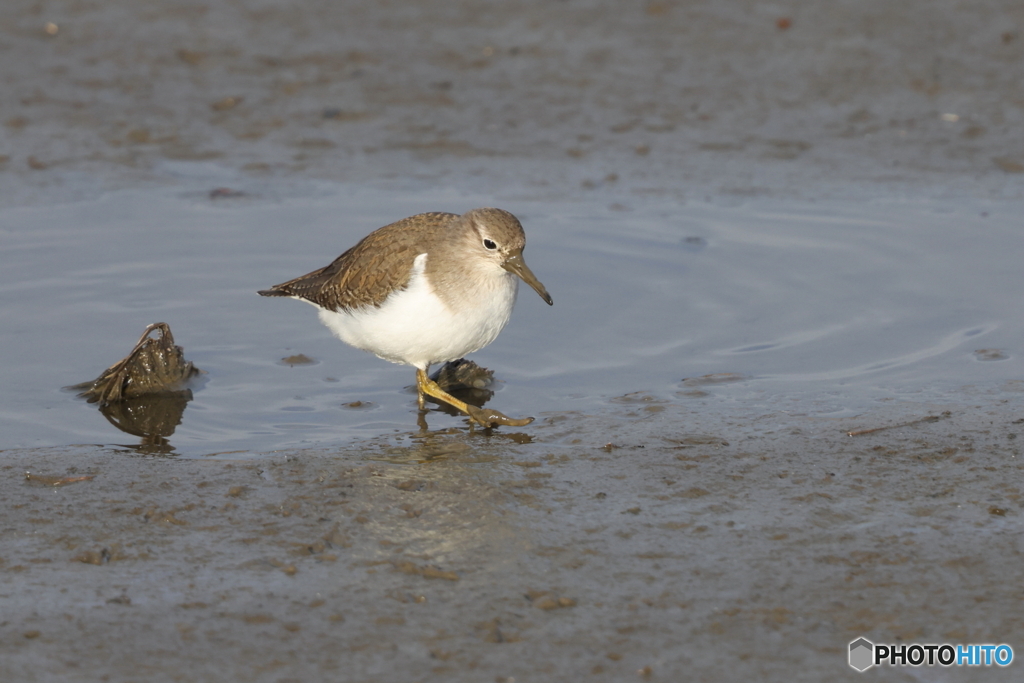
847,412,950,437
24,472,96,487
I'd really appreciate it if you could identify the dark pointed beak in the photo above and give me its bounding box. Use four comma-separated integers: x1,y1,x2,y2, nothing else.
502,251,553,305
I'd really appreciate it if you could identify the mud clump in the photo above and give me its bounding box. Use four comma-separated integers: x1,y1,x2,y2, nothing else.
67,323,202,449
70,322,202,405
429,358,495,409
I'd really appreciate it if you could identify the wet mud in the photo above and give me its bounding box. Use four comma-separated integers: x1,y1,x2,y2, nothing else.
2,0,1023,680
2,396,1022,681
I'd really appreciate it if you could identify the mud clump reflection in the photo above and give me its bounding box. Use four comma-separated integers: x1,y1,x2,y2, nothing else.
67,322,202,451
96,392,194,450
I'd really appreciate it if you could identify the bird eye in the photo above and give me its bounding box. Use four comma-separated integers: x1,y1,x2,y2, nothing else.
483,239,497,250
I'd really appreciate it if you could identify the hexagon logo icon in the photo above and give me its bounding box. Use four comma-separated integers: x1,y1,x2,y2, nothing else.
849,637,875,671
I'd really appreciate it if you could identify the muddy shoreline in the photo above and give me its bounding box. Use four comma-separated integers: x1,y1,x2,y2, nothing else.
4,396,1023,681
2,0,1023,680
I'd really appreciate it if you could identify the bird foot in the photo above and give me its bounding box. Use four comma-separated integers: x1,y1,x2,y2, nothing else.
466,405,535,428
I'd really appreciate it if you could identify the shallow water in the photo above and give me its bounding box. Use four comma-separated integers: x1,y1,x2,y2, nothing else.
6,2,1024,680
1,179,1020,456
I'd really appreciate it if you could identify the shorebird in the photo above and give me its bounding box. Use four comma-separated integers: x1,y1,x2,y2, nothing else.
259,208,552,427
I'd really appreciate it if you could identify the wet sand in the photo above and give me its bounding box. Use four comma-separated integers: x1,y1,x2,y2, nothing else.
2,0,1022,203
2,1,1023,681
5,397,1023,682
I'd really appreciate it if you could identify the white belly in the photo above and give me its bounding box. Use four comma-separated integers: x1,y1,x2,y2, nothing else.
314,253,519,369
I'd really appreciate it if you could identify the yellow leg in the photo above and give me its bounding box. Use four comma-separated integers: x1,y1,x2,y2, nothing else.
416,368,427,411
416,368,534,428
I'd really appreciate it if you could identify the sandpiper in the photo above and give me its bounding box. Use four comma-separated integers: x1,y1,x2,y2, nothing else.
259,208,552,427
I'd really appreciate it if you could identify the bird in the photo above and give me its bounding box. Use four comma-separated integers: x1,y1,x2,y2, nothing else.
258,208,552,427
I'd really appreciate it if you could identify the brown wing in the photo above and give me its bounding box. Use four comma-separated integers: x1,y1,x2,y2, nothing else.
258,212,457,311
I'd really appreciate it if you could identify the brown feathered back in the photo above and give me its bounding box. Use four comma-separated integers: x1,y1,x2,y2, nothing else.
258,212,459,311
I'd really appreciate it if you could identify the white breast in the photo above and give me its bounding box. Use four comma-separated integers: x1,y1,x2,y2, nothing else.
315,253,519,369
